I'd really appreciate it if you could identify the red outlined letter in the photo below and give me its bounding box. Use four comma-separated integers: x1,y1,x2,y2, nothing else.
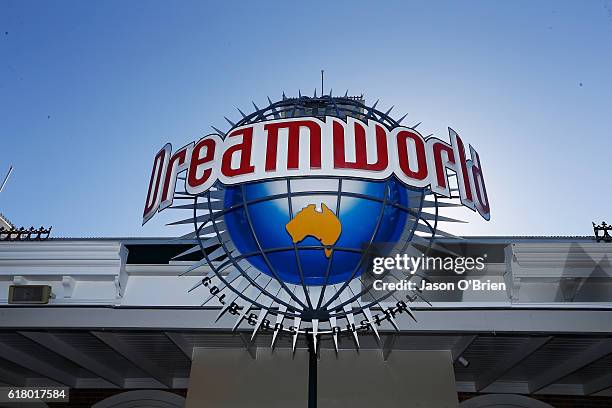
333,120,388,172
221,127,256,178
159,143,193,211
264,120,322,171
143,143,171,225
396,129,428,182
186,135,220,195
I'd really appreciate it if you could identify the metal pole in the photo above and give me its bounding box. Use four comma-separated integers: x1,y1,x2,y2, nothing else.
0,165,13,194
307,333,317,408
321,70,324,96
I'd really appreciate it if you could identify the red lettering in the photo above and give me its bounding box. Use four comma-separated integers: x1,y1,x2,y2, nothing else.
221,127,256,177
396,130,428,180
433,142,455,189
453,132,473,202
333,121,388,171
187,137,217,194
470,147,490,218
264,120,321,170
143,144,170,224
160,146,191,208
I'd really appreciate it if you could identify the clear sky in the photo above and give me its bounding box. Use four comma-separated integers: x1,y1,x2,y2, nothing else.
1,0,611,238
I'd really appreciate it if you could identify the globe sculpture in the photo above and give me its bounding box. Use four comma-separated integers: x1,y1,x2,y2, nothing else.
183,93,447,344
223,178,414,286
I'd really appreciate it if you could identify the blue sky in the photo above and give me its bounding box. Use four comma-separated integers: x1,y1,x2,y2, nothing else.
1,0,611,237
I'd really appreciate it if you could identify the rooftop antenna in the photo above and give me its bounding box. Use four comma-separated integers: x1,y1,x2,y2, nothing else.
0,165,13,194
321,70,324,96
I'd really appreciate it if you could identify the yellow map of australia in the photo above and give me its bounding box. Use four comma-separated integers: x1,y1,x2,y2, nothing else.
285,203,342,258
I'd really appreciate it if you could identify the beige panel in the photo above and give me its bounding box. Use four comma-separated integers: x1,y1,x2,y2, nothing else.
186,347,309,408
318,350,458,408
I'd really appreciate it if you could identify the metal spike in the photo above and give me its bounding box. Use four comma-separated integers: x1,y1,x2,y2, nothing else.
174,231,198,240
403,303,418,322
328,88,332,97
292,317,302,352
344,90,348,97
312,319,319,352
170,201,220,211
271,288,294,348
351,321,360,347
171,245,201,260
201,233,228,249
251,101,259,111
366,99,380,120
208,245,232,261
251,282,281,340
271,313,285,348
332,328,338,352
314,88,317,98
188,274,213,293
412,121,422,129
337,288,359,347
167,214,213,226
201,274,244,306
414,223,459,238
384,105,394,117
328,296,339,352
345,285,380,342
250,309,269,340
396,113,408,125
271,326,281,349
267,96,274,106
419,212,466,223
231,285,261,331
198,221,227,237
362,307,380,342
420,200,463,208
389,316,400,332
232,306,251,331
211,126,226,136
214,277,251,321
282,91,286,100
237,107,247,119
224,116,235,127
181,259,209,276
298,89,302,98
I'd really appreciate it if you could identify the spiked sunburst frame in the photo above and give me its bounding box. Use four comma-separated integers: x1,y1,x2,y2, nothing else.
168,92,466,352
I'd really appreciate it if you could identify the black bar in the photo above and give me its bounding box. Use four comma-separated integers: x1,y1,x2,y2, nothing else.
307,333,317,408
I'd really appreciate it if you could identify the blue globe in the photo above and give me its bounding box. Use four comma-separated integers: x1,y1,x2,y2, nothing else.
223,177,416,286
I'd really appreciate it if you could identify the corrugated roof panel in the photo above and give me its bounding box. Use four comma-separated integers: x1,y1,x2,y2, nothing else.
454,336,528,382
501,338,602,381
52,332,149,379
114,332,191,378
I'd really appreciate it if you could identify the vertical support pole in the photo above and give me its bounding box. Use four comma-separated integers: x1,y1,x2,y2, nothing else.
320,70,324,96
307,333,317,408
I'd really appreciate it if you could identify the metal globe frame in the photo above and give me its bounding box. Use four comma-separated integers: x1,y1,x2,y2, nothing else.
171,92,464,349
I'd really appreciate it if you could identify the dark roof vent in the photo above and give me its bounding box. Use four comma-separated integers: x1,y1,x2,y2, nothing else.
593,222,612,243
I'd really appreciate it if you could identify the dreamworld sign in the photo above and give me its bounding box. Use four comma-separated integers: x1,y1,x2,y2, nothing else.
140,94,490,346
143,115,489,224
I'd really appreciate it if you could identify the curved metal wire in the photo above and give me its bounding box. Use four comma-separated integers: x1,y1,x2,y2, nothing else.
185,94,440,329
